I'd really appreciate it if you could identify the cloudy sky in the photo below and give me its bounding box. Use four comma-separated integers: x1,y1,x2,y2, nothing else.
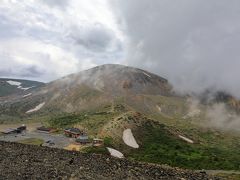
1,0,240,97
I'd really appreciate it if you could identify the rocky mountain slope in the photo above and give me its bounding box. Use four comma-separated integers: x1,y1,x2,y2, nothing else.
0,64,172,120
0,141,216,180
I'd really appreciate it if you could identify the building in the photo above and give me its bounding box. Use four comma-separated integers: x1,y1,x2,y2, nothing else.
92,138,104,147
37,126,54,133
2,125,26,134
2,128,18,134
76,134,89,144
64,128,82,138
17,125,27,131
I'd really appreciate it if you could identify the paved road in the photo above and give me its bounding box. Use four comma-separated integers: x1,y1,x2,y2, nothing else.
0,131,74,149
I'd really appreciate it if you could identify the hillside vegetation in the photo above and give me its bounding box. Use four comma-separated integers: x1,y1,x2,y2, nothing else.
40,102,240,170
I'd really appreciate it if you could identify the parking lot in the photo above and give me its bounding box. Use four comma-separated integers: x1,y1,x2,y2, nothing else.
0,123,74,149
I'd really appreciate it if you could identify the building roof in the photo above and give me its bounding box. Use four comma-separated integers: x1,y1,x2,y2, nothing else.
2,128,18,134
64,128,81,134
76,135,89,143
37,126,52,132
17,125,26,130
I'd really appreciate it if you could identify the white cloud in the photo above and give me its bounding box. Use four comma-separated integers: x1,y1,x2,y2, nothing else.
0,37,96,81
111,0,240,98
0,0,124,82
3,0,240,100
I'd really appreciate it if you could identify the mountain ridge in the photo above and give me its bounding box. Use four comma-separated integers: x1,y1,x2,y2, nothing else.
0,78,44,97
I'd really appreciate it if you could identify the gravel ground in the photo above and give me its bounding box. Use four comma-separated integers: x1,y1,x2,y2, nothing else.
0,141,220,180
0,131,72,148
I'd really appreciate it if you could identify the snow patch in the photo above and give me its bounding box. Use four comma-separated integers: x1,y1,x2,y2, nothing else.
23,93,32,98
142,72,151,78
178,135,194,144
122,129,139,148
6,80,21,86
19,86,35,91
6,80,34,91
26,102,45,113
156,105,161,112
107,147,124,158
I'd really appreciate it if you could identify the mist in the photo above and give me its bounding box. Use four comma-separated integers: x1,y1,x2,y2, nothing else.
206,103,240,132
111,0,240,98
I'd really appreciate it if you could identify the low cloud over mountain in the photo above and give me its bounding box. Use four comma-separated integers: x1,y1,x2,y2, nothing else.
1,0,240,98
112,0,240,98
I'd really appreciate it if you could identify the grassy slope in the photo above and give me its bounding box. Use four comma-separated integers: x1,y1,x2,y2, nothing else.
45,104,240,170
127,121,240,170
130,95,240,170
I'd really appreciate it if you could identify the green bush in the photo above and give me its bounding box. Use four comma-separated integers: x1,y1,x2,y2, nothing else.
104,137,113,146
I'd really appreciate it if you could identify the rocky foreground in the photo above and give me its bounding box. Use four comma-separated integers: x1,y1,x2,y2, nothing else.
0,141,219,180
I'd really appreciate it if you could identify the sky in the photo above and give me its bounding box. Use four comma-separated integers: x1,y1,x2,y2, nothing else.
1,0,240,97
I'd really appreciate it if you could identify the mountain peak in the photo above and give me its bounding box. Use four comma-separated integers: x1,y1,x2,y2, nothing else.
55,64,171,96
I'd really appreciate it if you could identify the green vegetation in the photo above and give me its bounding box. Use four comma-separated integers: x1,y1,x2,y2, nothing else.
47,104,125,136
128,122,240,170
49,113,87,128
103,137,113,146
47,108,240,171
17,138,44,146
83,146,108,154
0,84,18,97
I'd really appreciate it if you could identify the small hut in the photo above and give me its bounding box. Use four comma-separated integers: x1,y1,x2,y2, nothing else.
64,128,82,138
17,124,27,131
2,125,26,134
37,126,53,133
76,134,89,144
2,128,18,134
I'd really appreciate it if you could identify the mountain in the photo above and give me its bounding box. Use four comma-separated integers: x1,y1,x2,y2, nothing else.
0,64,172,119
53,64,171,95
0,78,44,97
0,64,240,172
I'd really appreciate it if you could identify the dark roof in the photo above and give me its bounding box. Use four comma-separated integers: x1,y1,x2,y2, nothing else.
17,126,26,131
76,135,89,143
64,128,81,134
37,126,52,132
2,128,17,134
2,128,21,134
